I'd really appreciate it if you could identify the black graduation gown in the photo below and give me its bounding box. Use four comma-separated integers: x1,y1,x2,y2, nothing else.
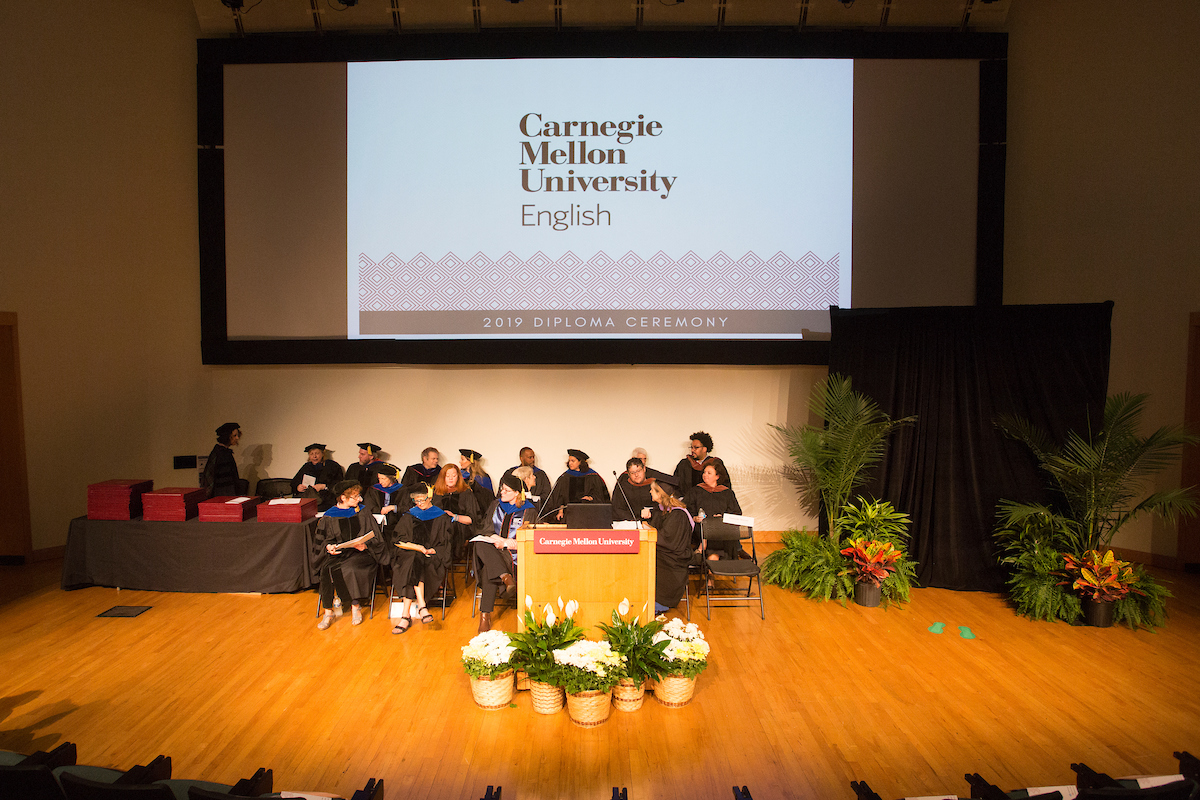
401,463,441,489
500,466,553,504
686,484,744,559
673,455,731,492
544,470,611,519
466,475,496,516
612,474,655,522
649,505,695,608
390,510,453,599
432,489,481,562
475,499,533,585
363,483,410,536
312,509,386,604
290,459,344,510
346,460,384,492
202,444,242,498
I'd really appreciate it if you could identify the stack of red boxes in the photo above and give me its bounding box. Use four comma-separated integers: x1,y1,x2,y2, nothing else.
198,495,263,522
256,497,318,523
142,487,208,521
87,479,154,520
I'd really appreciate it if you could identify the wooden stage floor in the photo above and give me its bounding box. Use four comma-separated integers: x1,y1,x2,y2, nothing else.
1,557,1198,800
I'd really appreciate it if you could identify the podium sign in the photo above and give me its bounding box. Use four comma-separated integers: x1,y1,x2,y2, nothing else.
533,529,640,554
517,525,657,633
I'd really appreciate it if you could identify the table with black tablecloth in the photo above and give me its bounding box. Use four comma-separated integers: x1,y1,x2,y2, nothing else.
61,516,318,593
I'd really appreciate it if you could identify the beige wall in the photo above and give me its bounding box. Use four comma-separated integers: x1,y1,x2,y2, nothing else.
1004,0,1200,555
3,1,1198,556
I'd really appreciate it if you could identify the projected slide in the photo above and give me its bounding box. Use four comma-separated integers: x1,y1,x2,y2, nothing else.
347,58,852,340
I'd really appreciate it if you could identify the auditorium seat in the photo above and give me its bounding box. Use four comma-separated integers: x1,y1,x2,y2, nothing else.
349,778,382,800
186,768,273,798
701,520,765,620
0,763,70,800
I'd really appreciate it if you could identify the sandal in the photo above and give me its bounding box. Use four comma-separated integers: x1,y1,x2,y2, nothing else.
391,618,411,635
417,606,434,624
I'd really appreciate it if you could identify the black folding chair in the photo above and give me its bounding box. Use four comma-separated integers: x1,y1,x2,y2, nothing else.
702,520,765,619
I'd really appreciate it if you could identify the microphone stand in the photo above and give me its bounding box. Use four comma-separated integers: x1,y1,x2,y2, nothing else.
612,470,639,523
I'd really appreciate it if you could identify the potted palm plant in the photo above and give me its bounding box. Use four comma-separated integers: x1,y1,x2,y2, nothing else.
507,596,585,714
995,392,1198,630
596,598,670,711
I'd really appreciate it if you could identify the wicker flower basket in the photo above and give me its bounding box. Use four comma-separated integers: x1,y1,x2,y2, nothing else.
515,670,532,691
566,690,613,727
469,670,515,710
612,678,645,712
528,680,565,715
653,674,696,708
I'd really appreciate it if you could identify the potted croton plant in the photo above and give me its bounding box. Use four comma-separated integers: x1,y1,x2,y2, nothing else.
840,537,902,608
461,630,517,710
651,616,710,708
1061,549,1140,628
596,597,670,712
507,596,586,714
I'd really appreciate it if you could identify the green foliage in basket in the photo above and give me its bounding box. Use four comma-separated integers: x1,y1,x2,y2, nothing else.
596,598,670,683
553,639,628,693
507,596,586,685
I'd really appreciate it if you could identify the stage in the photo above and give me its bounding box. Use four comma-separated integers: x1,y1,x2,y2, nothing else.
1,556,1198,800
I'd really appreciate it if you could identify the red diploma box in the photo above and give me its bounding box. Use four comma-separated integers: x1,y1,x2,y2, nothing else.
198,495,263,522
256,497,317,523
142,487,208,521
87,479,154,520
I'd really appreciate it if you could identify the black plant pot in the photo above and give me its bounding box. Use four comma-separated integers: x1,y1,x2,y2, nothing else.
1083,598,1115,628
854,582,882,608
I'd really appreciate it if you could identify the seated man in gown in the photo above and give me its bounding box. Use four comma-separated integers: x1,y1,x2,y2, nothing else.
313,480,386,630
290,443,344,511
613,457,655,522
345,442,385,491
389,482,453,634
401,446,441,488
500,447,552,502
673,431,731,492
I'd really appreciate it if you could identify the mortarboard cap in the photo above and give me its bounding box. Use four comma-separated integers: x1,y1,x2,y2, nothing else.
567,448,589,461
304,443,326,453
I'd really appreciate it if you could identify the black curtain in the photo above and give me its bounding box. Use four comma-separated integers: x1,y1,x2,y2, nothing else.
827,303,1111,591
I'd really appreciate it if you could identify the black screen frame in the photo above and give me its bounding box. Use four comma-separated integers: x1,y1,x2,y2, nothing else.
197,29,1007,366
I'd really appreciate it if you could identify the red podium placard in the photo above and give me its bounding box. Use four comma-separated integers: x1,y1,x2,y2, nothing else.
532,528,640,554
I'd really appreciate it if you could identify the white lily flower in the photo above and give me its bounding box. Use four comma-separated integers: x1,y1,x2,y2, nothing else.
618,597,631,617
565,599,578,619
558,596,564,611
545,607,557,626
525,594,534,610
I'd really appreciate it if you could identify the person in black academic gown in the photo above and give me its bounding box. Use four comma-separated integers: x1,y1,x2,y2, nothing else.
543,449,611,522
313,480,387,630
686,462,744,560
401,447,441,488
613,457,655,522
641,477,698,613
476,474,536,633
501,447,552,503
388,482,453,634
290,443,344,511
458,448,496,512
673,431,732,492
431,463,481,563
345,442,385,491
362,463,409,537
202,422,246,498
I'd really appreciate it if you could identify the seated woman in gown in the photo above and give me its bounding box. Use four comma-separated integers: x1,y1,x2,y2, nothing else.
314,480,386,630
363,463,409,537
475,474,536,633
543,448,611,521
458,448,496,512
685,463,743,560
640,476,698,614
431,463,480,563
389,482,453,634
290,443,344,511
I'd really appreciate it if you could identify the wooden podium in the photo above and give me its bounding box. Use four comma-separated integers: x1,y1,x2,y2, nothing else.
515,524,657,633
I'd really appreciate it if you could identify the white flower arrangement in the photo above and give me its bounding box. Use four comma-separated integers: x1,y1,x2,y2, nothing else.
652,616,711,678
461,630,517,679
552,639,627,693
